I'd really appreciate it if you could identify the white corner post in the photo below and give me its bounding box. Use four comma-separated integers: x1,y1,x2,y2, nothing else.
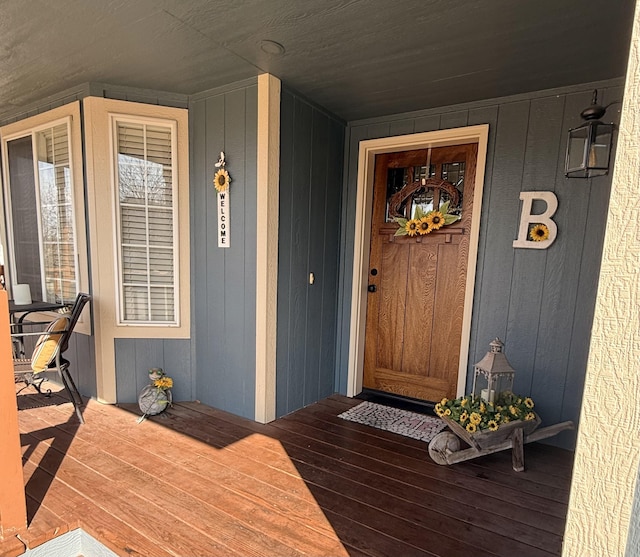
255,74,281,423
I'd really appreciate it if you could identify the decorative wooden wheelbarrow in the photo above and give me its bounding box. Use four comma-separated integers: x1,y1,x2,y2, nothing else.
428,415,574,472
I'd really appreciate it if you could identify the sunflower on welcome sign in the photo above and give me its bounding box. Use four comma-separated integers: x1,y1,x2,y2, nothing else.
213,168,231,192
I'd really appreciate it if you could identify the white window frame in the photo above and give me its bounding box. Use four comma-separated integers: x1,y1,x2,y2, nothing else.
83,97,189,404
0,102,90,334
109,114,181,326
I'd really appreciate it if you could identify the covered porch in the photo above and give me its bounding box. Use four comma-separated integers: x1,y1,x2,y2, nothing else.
0,2,638,555
8,386,571,557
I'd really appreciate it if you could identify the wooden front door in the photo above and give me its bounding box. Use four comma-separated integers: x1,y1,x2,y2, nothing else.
363,143,478,402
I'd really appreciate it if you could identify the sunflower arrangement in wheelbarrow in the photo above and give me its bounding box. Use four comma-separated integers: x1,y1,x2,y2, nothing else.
434,391,537,433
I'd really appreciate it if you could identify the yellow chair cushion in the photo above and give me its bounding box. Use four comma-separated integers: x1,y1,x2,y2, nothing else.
31,317,69,373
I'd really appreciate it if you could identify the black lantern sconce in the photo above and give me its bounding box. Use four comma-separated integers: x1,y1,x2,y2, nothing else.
565,90,616,178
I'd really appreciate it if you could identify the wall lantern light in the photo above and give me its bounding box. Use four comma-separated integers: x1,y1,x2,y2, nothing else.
565,90,615,178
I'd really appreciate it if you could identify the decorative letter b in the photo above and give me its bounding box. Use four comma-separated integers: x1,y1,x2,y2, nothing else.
512,191,558,249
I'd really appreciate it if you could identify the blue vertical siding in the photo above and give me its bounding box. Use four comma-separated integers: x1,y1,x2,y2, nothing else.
189,80,258,419
114,338,191,403
337,80,624,448
1,77,623,440
276,88,346,417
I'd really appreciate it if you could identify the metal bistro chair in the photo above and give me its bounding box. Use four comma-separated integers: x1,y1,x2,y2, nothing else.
12,293,91,424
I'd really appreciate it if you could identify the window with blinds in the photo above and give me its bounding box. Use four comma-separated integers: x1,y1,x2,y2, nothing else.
114,119,177,324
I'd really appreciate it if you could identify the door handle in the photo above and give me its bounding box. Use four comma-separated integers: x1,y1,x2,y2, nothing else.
368,284,377,293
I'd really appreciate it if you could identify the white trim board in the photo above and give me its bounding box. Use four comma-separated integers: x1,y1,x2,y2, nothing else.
347,124,490,399
255,74,281,423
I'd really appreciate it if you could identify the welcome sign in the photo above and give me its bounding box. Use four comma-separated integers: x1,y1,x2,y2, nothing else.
213,151,231,248
217,190,229,247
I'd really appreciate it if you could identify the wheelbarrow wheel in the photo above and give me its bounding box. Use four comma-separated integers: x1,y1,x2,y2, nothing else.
429,431,461,465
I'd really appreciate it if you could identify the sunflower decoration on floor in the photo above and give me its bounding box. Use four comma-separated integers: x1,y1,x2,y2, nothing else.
213,151,231,192
394,200,460,237
529,223,550,242
137,368,174,423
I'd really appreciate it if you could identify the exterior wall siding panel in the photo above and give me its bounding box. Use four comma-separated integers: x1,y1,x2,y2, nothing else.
276,88,345,418
339,80,623,448
627,466,640,557
188,81,258,419
70,334,95,397
113,80,258,414
114,338,191,403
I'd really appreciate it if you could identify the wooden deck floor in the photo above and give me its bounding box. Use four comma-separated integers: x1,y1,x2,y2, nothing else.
7,386,574,557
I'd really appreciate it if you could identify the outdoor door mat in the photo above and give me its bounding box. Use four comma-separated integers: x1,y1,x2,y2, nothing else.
338,400,447,443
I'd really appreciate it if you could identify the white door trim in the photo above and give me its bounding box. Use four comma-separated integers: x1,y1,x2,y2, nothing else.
347,124,490,398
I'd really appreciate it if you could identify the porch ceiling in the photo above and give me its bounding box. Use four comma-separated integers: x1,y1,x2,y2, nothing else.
0,0,635,121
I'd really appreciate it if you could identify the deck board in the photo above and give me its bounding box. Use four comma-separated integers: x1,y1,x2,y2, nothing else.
168,402,566,548
20,402,340,557
5,386,575,557
311,397,572,490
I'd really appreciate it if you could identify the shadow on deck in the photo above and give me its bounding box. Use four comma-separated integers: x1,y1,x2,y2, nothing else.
7,384,575,557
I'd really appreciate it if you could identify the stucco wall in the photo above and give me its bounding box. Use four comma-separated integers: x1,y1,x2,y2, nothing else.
562,3,640,554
